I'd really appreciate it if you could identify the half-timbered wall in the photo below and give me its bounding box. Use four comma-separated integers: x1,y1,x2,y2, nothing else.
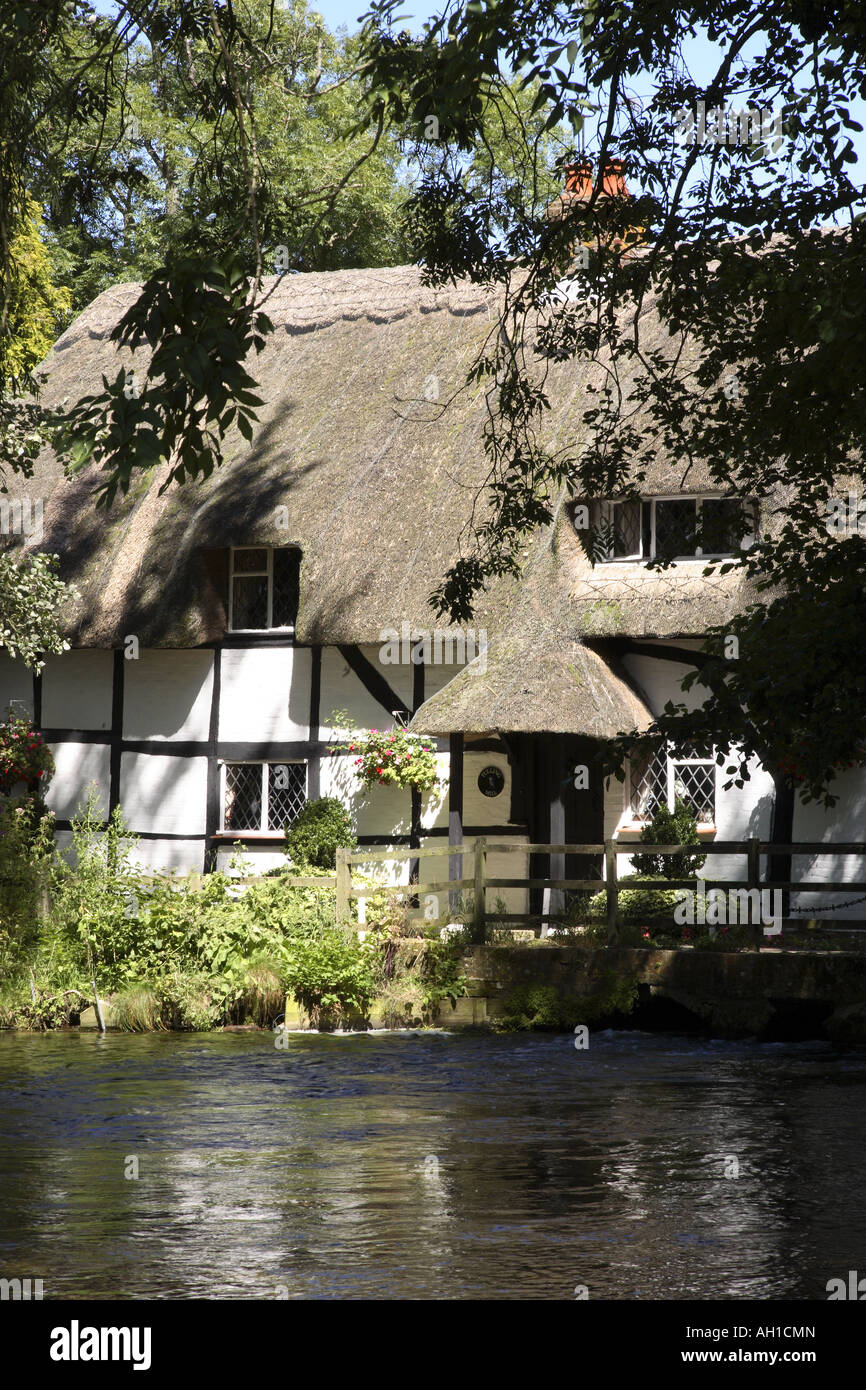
0,640,527,897
4,634,863,915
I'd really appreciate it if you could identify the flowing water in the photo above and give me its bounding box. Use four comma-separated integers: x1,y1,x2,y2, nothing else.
0,1028,863,1300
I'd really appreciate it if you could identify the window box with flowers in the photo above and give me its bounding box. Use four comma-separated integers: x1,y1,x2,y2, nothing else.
0,713,54,795
340,727,439,792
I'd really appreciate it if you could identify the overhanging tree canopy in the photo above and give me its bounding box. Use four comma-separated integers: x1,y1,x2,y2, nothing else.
352,0,866,809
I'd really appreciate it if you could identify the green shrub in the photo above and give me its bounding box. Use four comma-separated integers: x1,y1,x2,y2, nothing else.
0,793,54,974
587,874,684,924
284,796,356,869
283,925,376,1029
631,798,706,879
48,790,148,990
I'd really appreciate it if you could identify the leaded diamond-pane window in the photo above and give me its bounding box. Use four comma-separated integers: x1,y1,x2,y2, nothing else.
630,746,668,820
671,760,716,822
611,499,642,558
224,763,263,831
272,548,301,629
222,762,308,832
592,497,755,563
232,575,269,629
229,546,301,630
234,548,268,573
654,498,697,560
698,498,749,555
629,744,717,825
267,762,306,830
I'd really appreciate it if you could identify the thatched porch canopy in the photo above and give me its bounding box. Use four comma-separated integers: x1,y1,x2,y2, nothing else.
409,632,652,737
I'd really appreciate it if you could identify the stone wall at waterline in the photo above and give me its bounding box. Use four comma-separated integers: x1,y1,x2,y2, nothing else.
452,943,866,1041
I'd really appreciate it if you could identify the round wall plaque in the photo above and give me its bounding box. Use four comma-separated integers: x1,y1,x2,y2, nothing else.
478,765,505,798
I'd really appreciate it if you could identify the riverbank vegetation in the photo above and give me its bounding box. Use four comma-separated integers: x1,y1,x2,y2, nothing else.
0,780,467,1033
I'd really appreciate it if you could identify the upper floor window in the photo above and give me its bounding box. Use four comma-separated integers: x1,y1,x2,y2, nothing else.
578,495,754,563
228,546,300,631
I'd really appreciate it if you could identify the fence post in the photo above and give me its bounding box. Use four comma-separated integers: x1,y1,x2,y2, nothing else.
336,847,350,924
747,837,761,952
472,838,487,943
605,839,619,945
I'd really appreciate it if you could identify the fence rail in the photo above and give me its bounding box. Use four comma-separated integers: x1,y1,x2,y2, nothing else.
129,844,866,949
335,838,866,946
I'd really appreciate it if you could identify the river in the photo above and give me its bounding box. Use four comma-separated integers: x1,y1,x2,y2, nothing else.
0,1029,863,1300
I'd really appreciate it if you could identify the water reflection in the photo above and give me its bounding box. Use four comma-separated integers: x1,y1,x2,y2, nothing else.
0,1030,863,1299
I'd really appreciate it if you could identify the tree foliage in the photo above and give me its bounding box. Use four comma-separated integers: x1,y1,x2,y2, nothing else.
355,0,866,806
0,552,75,671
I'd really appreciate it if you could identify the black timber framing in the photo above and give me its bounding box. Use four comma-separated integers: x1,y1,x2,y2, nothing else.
337,644,411,721
204,647,222,871
108,648,124,815
449,733,464,910
409,655,424,886
307,646,322,801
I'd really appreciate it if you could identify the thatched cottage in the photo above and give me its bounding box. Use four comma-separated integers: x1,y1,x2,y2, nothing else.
1,231,862,919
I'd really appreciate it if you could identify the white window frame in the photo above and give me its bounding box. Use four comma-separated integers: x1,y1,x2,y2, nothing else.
598,495,755,564
228,546,297,633
219,759,308,834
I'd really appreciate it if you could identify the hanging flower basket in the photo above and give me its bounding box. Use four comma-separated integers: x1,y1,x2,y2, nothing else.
0,714,54,794
342,727,439,792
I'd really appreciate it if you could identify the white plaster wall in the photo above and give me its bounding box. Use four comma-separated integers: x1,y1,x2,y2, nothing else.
129,839,206,874
321,749,449,839
46,742,111,821
421,660,476,700
621,650,706,715
708,753,774,880
790,767,866,917
42,651,113,730
420,754,449,829
319,647,413,739
124,650,213,741
49,825,199,874
0,653,34,719
214,844,287,875
218,647,310,742
119,752,208,835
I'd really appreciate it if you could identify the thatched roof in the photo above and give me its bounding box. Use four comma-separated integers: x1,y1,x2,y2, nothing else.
7,264,755,667
410,638,652,737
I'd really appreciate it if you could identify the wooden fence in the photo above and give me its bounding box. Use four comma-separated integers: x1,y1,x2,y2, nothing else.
335,838,866,946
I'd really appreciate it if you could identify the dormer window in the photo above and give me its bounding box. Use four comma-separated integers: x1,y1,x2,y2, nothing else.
576,496,754,563
228,546,300,631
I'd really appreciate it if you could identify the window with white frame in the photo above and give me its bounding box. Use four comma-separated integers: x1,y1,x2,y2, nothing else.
629,744,717,825
582,496,754,563
221,761,307,832
228,546,300,631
